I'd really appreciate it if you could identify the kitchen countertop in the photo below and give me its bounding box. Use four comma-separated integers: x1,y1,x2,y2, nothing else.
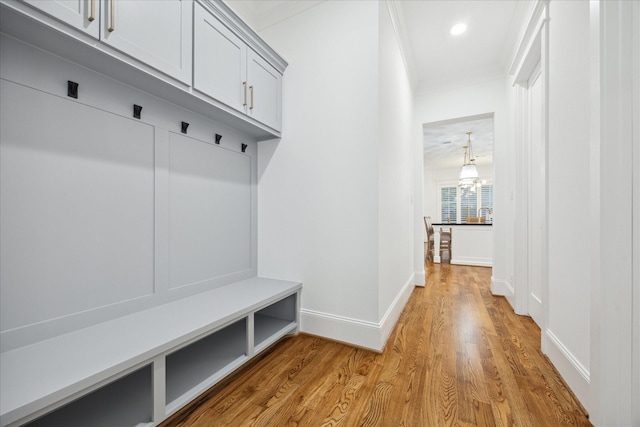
432,222,492,226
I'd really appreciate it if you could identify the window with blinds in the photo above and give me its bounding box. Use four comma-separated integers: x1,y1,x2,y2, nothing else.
460,189,477,222
439,184,493,223
440,187,457,223
481,185,493,219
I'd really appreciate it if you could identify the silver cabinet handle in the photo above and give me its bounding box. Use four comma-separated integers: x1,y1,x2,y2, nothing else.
249,85,254,110
88,0,95,22
108,0,115,32
243,81,247,107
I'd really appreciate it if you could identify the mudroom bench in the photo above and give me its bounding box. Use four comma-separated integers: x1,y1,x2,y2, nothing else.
0,278,301,427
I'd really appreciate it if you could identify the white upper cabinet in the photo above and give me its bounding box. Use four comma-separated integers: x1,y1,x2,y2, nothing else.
194,2,282,131
4,0,287,138
101,0,192,84
194,4,247,113
21,0,99,38
247,50,282,131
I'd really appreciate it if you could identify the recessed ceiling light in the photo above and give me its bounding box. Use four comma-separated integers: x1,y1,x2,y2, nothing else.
450,23,467,36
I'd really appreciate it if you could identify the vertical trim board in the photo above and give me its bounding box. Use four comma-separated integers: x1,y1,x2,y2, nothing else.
544,329,590,407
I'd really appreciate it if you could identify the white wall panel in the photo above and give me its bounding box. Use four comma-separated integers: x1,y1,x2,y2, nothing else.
0,80,155,331
168,133,251,289
0,34,258,350
588,0,639,422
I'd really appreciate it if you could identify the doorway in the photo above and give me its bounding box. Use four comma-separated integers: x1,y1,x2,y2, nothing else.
422,114,495,267
513,27,548,330
526,62,545,326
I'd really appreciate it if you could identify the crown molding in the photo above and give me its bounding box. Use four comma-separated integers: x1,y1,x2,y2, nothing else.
507,0,549,79
198,0,288,73
385,0,417,89
253,1,325,33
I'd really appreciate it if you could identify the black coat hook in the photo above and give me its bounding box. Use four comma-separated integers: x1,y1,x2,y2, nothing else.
215,134,222,145
133,105,142,119
67,81,79,99
181,121,189,134
241,143,248,153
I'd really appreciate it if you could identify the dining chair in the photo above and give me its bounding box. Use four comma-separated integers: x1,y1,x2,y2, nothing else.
424,216,435,263
439,227,452,263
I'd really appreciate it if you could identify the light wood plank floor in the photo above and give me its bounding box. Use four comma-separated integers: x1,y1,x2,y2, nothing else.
162,264,591,427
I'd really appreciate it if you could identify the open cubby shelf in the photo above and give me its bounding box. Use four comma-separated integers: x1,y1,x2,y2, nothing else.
254,294,298,353
165,318,248,412
24,365,153,427
1,277,301,427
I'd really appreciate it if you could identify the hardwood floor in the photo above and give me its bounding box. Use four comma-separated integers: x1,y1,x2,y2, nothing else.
161,264,591,427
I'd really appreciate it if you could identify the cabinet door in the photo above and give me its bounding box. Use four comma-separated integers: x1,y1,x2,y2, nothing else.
101,0,192,84
247,50,282,131
22,0,99,38
193,3,247,114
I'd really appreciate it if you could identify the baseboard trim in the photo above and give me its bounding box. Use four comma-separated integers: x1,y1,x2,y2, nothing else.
451,259,492,267
434,258,492,267
414,270,426,287
544,328,591,411
300,274,416,352
379,274,416,349
300,309,381,351
491,276,514,296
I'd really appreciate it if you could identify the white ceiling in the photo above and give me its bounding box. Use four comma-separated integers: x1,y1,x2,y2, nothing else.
225,1,325,32
396,0,531,170
227,0,532,87
423,115,493,169
225,0,533,169
396,0,530,88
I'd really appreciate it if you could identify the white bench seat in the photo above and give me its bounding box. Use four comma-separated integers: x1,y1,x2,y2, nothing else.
1,277,301,427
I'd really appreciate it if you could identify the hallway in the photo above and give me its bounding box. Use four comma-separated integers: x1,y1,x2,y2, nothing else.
163,265,591,426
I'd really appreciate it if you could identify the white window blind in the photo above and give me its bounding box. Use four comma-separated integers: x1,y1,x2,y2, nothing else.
460,189,477,222
481,185,493,212
440,187,457,223
438,183,493,223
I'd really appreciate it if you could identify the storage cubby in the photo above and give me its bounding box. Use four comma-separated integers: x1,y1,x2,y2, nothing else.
254,294,297,352
24,365,153,427
2,279,300,427
165,318,248,412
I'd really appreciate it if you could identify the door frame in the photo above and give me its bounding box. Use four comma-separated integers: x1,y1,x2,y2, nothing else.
589,0,639,423
510,1,550,344
525,61,545,327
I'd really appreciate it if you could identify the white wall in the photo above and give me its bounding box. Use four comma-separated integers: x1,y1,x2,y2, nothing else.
377,1,415,327
257,0,380,327
255,1,415,350
545,0,591,403
414,76,510,296
238,0,640,421
243,0,640,422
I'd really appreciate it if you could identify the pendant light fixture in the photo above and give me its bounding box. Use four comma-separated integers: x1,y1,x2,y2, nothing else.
458,131,479,188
